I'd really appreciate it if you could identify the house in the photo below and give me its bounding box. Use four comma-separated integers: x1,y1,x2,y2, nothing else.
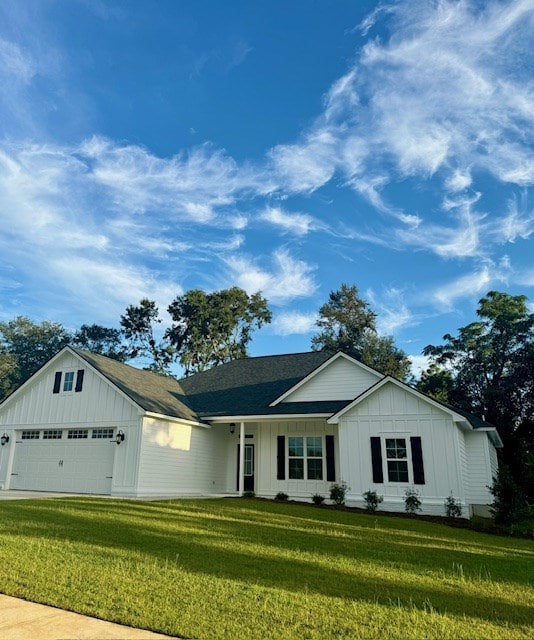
0,346,502,517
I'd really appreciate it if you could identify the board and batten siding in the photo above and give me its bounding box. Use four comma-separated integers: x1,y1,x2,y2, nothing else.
255,419,337,499
281,356,382,403
0,352,142,495
337,382,466,516
136,417,228,496
0,352,141,427
464,431,495,508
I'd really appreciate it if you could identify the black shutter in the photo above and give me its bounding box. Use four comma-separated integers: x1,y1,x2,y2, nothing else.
370,437,384,483
277,435,285,480
53,372,62,394
75,369,84,392
325,435,335,482
410,437,425,484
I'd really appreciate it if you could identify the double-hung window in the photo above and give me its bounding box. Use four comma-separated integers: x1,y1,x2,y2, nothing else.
385,438,409,482
288,436,323,480
63,371,75,392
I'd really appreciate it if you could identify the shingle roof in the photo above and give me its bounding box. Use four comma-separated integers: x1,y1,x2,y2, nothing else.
179,351,333,416
73,348,491,429
73,349,197,421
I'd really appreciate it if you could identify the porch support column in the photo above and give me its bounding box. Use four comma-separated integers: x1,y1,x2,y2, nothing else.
238,421,245,495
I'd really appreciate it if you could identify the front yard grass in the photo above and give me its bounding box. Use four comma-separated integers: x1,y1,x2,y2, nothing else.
0,497,532,639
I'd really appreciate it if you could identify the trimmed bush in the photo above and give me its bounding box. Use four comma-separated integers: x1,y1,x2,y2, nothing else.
444,493,462,518
404,487,422,514
312,493,325,505
362,490,383,512
274,491,289,501
329,481,349,506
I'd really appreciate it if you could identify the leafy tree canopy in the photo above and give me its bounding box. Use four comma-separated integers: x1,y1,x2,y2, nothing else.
120,299,174,374
72,324,126,361
166,287,272,376
311,284,411,380
421,291,533,501
0,316,72,398
422,291,533,430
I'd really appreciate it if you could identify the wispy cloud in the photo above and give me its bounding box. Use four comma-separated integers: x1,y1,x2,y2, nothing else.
224,249,317,304
432,258,512,309
259,206,320,236
272,311,318,336
0,38,35,82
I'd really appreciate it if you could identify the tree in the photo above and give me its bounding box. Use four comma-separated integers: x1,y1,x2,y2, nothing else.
311,284,376,354
423,291,534,500
0,316,72,399
72,324,126,361
311,284,411,379
416,363,454,403
120,299,174,374
166,287,272,375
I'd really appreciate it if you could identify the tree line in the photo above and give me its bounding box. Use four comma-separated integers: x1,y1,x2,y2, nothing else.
0,285,532,518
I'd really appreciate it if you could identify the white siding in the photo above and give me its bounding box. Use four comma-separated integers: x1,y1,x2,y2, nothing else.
0,352,140,427
337,382,467,516
136,417,228,496
465,431,494,506
0,351,142,495
255,419,337,499
281,357,382,403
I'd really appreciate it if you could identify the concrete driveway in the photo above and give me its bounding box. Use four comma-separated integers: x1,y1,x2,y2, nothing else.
0,490,90,500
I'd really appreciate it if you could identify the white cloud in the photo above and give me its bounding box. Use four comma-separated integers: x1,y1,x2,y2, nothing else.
224,249,317,304
433,266,493,309
269,128,338,194
408,354,431,379
272,311,317,336
0,38,35,82
366,287,417,335
49,256,181,323
260,207,318,236
445,168,472,192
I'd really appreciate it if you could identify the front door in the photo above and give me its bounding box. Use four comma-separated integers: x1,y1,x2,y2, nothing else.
237,444,255,492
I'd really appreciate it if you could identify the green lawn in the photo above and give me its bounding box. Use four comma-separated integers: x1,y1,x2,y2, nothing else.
0,497,532,639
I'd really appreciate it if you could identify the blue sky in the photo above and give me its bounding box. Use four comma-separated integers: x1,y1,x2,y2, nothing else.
0,0,532,375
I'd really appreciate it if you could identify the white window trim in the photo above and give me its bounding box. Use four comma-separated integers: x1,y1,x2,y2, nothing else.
287,435,325,481
59,369,78,395
382,435,412,484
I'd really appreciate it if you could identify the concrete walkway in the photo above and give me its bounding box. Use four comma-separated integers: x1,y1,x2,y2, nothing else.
0,594,174,639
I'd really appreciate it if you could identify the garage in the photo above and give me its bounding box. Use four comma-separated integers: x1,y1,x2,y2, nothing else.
10,427,117,494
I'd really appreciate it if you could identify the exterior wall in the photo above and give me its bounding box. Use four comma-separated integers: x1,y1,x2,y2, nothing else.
136,416,228,496
0,351,142,494
254,419,337,500
465,431,496,514
337,382,468,517
281,357,382,403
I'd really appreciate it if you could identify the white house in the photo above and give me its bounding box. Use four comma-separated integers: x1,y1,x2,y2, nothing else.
0,346,502,517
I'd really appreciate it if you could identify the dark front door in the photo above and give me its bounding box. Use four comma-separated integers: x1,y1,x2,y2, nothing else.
237,444,255,492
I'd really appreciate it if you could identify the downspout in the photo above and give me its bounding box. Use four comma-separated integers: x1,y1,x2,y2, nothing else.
238,421,245,496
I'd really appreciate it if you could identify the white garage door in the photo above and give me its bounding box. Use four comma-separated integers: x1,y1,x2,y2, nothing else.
11,428,116,494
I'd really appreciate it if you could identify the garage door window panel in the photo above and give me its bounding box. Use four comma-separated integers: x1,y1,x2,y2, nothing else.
68,429,88,439
21,430,40,440
43,430,62,440
92,428,114,439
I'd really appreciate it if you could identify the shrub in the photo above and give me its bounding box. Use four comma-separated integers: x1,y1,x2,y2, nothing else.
312,493,325,505
274,491,289,501
489,465,527,525
362,490,383,512
445,493,462,518
242,490,255,498
329,481,349,506
404,487,422,514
